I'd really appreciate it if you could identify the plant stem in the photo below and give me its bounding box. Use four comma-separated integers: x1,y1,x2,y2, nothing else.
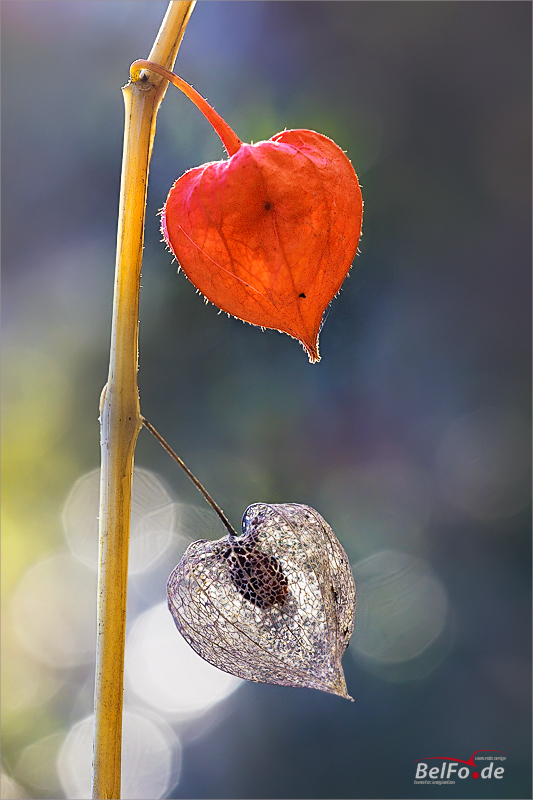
130,60,242,156
92,3,195,798
141,417,238,537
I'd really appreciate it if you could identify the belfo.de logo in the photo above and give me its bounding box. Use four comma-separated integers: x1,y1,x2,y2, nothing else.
413,750,506,784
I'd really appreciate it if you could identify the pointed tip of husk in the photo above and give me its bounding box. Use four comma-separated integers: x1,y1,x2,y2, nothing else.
326,685,353,701
324,666,353,700
338,663,353,697
303,337,321,363
338,686,355,702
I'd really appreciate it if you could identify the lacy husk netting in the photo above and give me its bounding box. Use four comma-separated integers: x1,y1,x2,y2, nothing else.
167,503,356,699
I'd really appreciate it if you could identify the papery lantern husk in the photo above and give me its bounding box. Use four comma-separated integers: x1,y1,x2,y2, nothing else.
161,130,363,362
167,503,356,699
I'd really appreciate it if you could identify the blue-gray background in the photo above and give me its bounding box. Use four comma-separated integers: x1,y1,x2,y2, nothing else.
2,2,531,798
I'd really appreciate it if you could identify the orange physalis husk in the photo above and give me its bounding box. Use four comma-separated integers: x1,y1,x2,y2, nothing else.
131,61,363,362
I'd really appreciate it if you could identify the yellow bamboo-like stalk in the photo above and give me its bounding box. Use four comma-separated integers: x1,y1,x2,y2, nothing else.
92,3,195,798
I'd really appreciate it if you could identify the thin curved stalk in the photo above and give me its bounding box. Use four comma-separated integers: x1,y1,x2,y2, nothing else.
142,417,238,537
92,3,195,798
130,59,242,156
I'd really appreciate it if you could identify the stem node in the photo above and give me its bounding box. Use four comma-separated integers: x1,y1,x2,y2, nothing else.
130,59,242,156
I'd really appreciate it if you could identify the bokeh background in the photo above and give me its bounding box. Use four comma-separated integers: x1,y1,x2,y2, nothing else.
2,1,531,798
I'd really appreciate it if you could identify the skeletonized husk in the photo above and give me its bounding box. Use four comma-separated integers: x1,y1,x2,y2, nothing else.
167,503,356,700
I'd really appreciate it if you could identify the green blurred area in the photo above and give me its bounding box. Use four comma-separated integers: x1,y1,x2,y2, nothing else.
2,2,531,798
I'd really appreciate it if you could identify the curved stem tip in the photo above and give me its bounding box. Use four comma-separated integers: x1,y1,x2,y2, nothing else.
130,59,242,157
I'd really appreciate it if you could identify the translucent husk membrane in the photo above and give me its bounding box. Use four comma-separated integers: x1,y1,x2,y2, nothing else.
168,502,356,700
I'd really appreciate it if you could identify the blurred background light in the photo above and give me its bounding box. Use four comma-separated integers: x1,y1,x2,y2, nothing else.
56,707,182,800
2,347,72,462
1,631,64,717
125,601,242,720
11,553,97,669
351,550,448,669
62,466,178,573
317,459,432,560
0,772,25,800
14,731,65,798
435,406,532,522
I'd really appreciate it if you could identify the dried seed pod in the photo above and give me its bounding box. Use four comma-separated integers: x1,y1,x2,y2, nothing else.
167,503,356,700
222,539,289,610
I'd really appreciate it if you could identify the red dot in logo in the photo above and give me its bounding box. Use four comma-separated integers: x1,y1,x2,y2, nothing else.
472,772,479,779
